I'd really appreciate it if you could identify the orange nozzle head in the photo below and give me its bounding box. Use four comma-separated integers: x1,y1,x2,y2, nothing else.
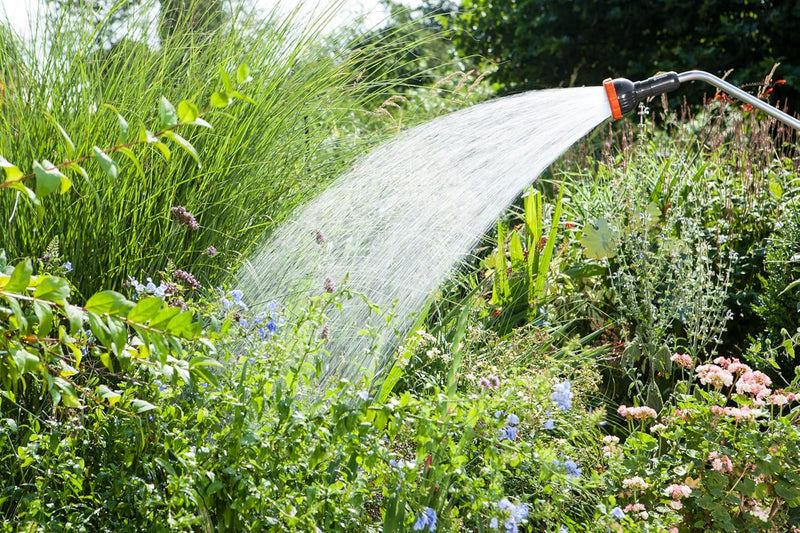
603,78,623,120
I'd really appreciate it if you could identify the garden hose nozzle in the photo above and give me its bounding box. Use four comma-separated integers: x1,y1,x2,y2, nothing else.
603,72,681,119
603,69,800,131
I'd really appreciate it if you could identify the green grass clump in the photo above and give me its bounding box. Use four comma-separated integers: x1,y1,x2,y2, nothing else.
0,0,398,297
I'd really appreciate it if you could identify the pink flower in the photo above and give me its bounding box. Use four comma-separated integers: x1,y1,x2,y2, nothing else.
727,361,751,374
713,356,731,368
618,405,658,421
722,406,758,422
668,528,679,533
696,364,734,388
671,353,694,369
735,370,772,399
665,483,692,500
708,451,733,473
622,476,650,491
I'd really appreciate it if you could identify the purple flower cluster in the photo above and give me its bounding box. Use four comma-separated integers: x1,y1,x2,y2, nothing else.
174,269,201,290
498,413,519,441
170,205,199,230
490,498,529,532
204,245,217,257
324,277,336,294
413,507,437,532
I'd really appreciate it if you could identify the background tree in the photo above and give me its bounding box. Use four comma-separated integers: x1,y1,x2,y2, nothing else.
450,0,800,108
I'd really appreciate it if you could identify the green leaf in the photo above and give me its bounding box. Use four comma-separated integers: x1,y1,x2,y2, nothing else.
33,276,70,303
165,311,197,339
33,301,54,338
581,217,617,259
117,147,143,179
46,115,76,158
128,296,164,324
93,147,118,180
775,480,800,500
0,155,23,183
102,103,129,139
768,180,783,199
509,231,524,267
13,348,40,374
159,96,178,128
33,160,69,197
229,90,256,105
139,126,158,144
64,303,84,335
236,63,252,84
189,356,222,385
190,117,212,129
162,131,201,168
97,384,121,405
85,291,134,316
106,316,128,356
210,91,230,108
177,100,199,124
87,312,112,351
152,141,171,162
131,399,157,414
219,66,234,93
4,260,32,293
150,307,181,330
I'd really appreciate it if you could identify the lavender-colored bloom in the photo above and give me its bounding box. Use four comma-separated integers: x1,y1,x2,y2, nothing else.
62,262,72,272
610,507,626,520
153,379,167,393
356,390,369,401
174,269,201,290
489,517,499,529
324,276,336,294
320,324,330,340
506,413,519,425
170,205,199,230
551,380,573,412
204,245,217,257
413,507,437,532
544,419,555,430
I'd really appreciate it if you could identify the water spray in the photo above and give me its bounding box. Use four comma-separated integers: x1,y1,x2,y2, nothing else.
604,70,800,131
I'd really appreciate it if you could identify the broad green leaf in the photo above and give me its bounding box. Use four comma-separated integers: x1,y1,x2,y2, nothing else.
768,180,783,199
509,231,524,267
33,160,67,198
59,359,78,377
102,103,129,138
152,141,171,162
189,117,212,129
117,147,143,179
4,260,32,293
13,348,40,373
131,399,157,414
189,356,222,369
64,303,84,335
97,384,121,405
581,217,617,259
33,275,70,303
236,63,251,84
229,90,256,105
87,312,112,351
92,147,118,180
177,100,199,124
54,377,81,407
218,65,234,93
7,297,29,333
159,96,178,128
150,306,181,330
45,113,76,158
162,131,201,168
106,316,128,356
210,91,230,108
165,310,197,339
0,155,23,183
33,301,54,338
6,182,40,213
128,297,163,324
85,290,134,316
139,126,159,143
775,480,800,500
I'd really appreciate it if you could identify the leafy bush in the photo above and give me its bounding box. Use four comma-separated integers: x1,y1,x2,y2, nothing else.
756,201,800,346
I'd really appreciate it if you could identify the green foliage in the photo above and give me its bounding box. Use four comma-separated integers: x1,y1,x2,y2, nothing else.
756,202,800,348
450,0,800,106
0,3,395,296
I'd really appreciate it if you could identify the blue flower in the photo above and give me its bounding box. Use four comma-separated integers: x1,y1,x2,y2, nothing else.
413,507,437,532
551,380,573,412
153,379,167,393
506,413,519,425
563,459,581,479
356,390,369,401
63,262,72,272
544,419,555,430
610,506,626,520
498,426,517,441
230,289,248,310
495,498,528,533
153,283,168,298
